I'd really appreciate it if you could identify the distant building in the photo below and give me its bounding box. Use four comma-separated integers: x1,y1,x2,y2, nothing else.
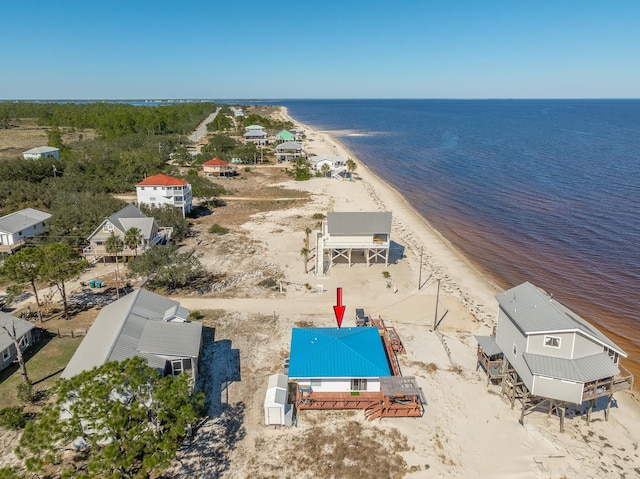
0,207,52,253
275,141,304,162
274,130,295,143
62,289,202,381
135,174,192,217
243,126,268,145
22,146,60,161
202,157,237,177
312,155,346,173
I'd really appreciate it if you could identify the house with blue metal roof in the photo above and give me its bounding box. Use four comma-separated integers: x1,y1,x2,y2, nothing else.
289,327,391,394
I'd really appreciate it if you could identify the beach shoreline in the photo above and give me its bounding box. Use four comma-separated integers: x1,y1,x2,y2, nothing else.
170,105,640,478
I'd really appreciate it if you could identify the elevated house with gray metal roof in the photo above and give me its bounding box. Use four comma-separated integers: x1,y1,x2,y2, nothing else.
83,204,172,260
0,207,52,253
316,211,392,274
62,289,202,382
476,281,633,429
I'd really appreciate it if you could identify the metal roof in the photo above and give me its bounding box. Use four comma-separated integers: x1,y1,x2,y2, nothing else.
0,312,35,351
496,282,625,356
62,289,199,379
523,351,620,383
137,321,202,357
288,327,391,379
327,211,392,236
475,335,503,357
275,141,302,152
0,208,52,234
23,146,59,154
87,204,158,241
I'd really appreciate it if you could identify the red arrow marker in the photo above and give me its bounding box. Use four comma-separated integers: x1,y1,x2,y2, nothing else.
333,287,346,328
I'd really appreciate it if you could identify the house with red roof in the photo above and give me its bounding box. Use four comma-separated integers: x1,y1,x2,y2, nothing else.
135,174,192,217
202,157,237,177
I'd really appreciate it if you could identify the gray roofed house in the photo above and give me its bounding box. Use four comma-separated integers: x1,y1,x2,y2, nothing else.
275,141,304,162
317,212,393,272
83,204,172,260
0,207,52,253
0,312,37,373
243,127,268,145
62,289,202,381
477,281,633,418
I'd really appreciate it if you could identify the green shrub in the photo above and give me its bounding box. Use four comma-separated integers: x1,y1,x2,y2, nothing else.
312,213,325,220
208,224,229,235
188,310,204,321
0,406,28,429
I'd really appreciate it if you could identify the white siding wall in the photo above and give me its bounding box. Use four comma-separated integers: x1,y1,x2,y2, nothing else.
296,378,381,393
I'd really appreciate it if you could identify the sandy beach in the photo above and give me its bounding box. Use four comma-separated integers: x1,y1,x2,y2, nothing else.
159,107,640,478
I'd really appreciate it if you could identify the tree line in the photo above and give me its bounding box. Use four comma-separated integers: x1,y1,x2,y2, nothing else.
0,101,218,138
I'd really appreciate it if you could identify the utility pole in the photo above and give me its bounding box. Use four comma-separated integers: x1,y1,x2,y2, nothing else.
433,278,440,329
418,246,423,289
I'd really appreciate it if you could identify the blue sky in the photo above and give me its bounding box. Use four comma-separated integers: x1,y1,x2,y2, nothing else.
1,0,639,99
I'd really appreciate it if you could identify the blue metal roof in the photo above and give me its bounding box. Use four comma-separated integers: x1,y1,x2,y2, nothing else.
288,327,391,379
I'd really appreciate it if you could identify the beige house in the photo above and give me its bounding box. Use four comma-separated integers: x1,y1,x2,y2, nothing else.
83,204,172,260
202,157,237,177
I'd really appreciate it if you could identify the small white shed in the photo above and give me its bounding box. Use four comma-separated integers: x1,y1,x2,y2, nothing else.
264,373,293,426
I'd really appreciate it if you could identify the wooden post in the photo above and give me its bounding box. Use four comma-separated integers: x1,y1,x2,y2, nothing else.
605,395,612,421
559,406,565,433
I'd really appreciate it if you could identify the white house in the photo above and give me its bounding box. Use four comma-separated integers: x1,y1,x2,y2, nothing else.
0,312,37,373
22,146,60,161
316,211,392,272
135,174,192,217
312,155,346,173
83,204,172,260
0,207,52,253
62,289,202,381
289,327,390,393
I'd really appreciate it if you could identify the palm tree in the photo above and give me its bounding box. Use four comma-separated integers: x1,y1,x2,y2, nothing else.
301,247,309,274
105,233,124,299
124,227,143,256
346,158,357,179
321,163,330,178
304,227,312,250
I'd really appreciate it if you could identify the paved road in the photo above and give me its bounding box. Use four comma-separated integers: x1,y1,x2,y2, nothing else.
189,110,218,144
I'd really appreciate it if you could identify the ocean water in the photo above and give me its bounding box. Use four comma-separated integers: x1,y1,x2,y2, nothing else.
280,99,640,375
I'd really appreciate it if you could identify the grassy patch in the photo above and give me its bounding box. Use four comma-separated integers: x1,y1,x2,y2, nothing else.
0,335,82,408
208,223,229,235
